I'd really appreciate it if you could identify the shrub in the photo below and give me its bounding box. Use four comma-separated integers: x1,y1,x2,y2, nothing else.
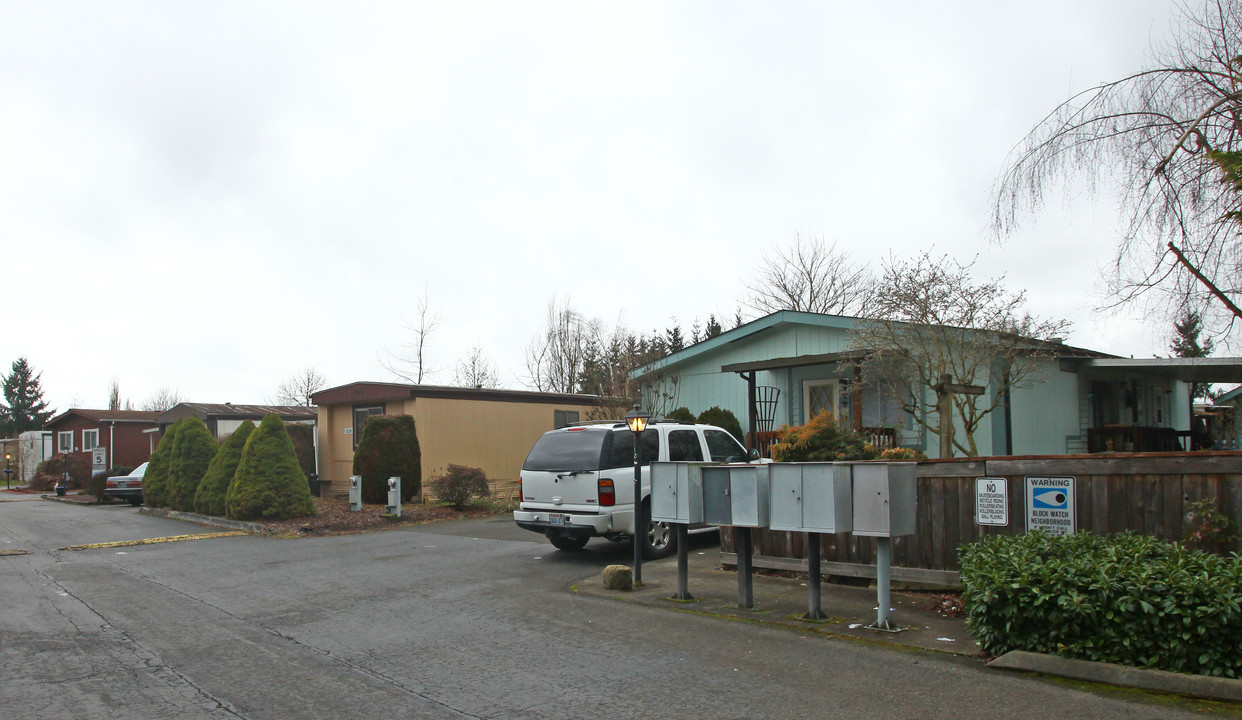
143,419,184,508
352,414,421,504
167,416,219,511
226,414,315,521
30,454,92,491
959,531,1242,678
878,447,924,460
430,464,491,510
194,420,254,516
697,406,744,443
286,423,315,479
664,407,696,423
90,466,134,502
1183,497,1239,554
769,411,878,462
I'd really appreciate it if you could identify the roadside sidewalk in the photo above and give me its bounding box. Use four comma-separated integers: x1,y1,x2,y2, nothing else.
574,548,979,657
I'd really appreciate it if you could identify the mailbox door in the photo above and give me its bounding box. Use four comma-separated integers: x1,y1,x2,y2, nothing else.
650,462,680,523
852,463,891,536
768,464,804,531
681,465,706,525
801,462,851,533
886,463,918,536
702,466,733,526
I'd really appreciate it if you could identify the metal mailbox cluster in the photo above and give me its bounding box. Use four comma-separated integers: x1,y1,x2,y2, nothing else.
650,460,918,624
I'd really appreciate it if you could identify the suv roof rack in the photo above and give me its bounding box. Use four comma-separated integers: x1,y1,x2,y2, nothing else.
561,417,697,429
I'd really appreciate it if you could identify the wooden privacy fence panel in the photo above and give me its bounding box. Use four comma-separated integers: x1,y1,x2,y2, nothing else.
719,452,1242,574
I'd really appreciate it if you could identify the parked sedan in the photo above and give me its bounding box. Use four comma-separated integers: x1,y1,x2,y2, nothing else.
104,462,147,506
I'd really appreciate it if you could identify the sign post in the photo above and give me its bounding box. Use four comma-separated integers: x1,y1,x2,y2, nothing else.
975,477,1008,526
1025,476,1075,535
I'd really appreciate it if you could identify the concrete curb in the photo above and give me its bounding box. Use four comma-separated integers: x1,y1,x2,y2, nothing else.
137,507,265,534
988,650,1242,702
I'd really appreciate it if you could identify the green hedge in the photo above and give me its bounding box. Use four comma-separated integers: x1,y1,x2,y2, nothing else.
143,419,183,508
352,414,421,504
226,414,315,521
960,531,1242,678
194,420,254,517
167,416,218,511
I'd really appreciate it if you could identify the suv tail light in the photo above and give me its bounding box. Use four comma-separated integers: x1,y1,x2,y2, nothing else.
598,478,615,506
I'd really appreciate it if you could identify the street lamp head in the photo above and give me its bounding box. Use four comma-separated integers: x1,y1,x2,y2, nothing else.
624,403,650,434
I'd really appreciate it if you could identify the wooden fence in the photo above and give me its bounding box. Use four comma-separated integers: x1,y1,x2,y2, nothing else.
719,452,1242,587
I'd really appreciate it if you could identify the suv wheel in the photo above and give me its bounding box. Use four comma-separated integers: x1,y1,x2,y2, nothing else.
640,512,676,560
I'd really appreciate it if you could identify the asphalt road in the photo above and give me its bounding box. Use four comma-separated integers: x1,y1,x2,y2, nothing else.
0,497,1229,719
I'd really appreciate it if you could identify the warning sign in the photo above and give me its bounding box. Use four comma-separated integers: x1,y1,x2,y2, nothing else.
975,477,1008,526
1025,476,1075,536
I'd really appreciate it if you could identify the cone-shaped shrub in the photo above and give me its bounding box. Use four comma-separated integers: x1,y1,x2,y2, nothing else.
697,406,745,444
352,414,421,504
143,419,183,508
194,420,254,516
226,414,316,521
167,416,218,511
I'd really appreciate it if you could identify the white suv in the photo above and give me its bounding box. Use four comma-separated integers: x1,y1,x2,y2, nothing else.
513,420,757,558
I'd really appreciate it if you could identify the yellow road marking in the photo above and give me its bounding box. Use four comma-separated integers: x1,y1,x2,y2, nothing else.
62,531,248,551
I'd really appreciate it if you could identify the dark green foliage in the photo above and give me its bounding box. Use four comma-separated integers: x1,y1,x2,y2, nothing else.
0,357,54,436
226,414,315,521
166,416,218,511
352,414,421,504
697,406,744,444
769,411,878,462
664,407,695,423
90,466,134,501
430,464,490,510
960,531,1242,678
286,423,315,479
194,420,254,516
143,419,183,508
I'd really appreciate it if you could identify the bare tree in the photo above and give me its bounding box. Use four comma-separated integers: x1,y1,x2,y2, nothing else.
744,232,874,317
140,387,184,412
992,0,1242,338
522,298,600,394
851,252,1072,457
107,378,121,410
453,348,501,389
381,288,443,384
275,367,327,406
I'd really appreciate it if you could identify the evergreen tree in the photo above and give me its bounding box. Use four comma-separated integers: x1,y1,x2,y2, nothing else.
226,414,315,521
1170,311,1217,401
0,358,54,436
166,416,218,511
352,414,421,504
665,324,686,353
194,420,254,516
704,314,724,339
142,419,184,508
698,406,745,444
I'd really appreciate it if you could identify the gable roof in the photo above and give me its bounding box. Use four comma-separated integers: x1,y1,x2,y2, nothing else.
45,409,162,428
157,403,319,424
630,310,1115,379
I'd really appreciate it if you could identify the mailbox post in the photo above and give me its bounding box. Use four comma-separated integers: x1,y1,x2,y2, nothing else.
769,463,852,620
348,476,363,511
849,461,917,631
650,461,713,600
385,476,401,517
703,464,770,609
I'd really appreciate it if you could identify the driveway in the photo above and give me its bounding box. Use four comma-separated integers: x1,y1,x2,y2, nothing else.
0,499,1229,719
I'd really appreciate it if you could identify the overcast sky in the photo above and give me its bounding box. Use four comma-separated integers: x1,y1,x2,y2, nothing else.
1,1,1193,412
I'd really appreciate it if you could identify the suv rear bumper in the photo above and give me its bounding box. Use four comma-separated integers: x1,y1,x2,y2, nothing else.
513,508,634,538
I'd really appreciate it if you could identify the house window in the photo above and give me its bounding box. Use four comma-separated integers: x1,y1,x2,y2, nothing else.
352,405,384,447
554,410,580,428
58,431,73,454
82,429,99,452
803,378,851,426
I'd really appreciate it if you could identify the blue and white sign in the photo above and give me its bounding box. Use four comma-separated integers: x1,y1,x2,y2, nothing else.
1025,476,1075,535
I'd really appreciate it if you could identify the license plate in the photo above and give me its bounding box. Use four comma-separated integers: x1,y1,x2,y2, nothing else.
115,481,129,488
548,513,567,526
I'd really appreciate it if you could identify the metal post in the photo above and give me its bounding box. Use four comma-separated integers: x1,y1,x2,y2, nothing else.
633,449,643,586
736,527,753,609
871,537,893,630
804,532,826,620
671,524,692,600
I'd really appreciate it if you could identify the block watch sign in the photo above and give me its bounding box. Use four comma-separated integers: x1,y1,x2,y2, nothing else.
974,477,1008,526
1025,476,1075,536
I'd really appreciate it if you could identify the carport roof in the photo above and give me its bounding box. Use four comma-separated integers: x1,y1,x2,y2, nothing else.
1082,357,1242,383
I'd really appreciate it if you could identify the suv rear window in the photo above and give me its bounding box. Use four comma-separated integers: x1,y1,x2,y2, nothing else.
522,430,608,472
521,427,660,472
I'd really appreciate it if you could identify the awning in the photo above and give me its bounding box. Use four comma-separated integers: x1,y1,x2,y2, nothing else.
1082,358,1242,383
721,350,870,373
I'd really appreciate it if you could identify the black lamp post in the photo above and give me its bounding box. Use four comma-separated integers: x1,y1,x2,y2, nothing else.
624,403,651,585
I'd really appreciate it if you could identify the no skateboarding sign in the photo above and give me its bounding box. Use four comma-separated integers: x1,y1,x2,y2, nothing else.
1025,477,1075,536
